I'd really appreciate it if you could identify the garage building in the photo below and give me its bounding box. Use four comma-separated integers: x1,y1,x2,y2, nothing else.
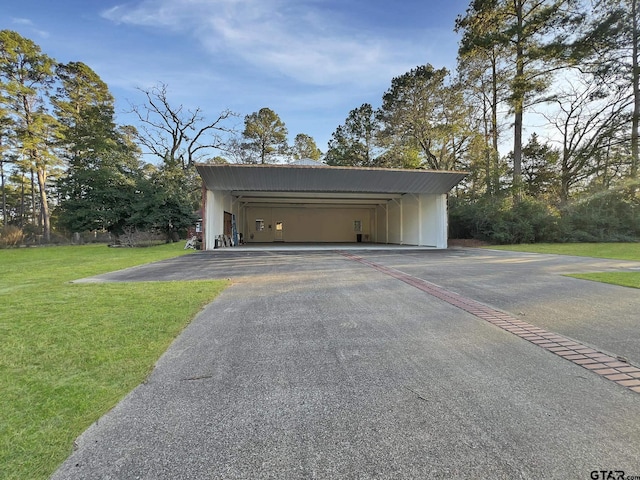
195,162,466,250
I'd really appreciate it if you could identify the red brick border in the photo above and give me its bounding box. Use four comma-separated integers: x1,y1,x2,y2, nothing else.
340,252,640,395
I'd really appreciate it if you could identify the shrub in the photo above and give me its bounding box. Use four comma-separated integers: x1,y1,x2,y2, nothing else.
560,182,640,242
117,227,166,248
451,180,640,245
449,195,561,244
0,225,24,247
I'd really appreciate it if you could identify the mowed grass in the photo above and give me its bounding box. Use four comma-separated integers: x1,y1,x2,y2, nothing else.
487,243,640,288
0,243,229,480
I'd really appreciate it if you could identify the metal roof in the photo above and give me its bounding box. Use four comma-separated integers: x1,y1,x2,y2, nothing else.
196,164,467,196
288,158,327,166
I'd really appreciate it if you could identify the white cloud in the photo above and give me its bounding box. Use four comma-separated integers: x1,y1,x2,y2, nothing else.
101,0,444,88
11,17,50,38
98,0,461,148
11,17,34,25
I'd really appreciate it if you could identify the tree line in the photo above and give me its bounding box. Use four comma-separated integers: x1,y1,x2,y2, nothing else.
319,0,639,242
0,31,321,245
1,0,639,245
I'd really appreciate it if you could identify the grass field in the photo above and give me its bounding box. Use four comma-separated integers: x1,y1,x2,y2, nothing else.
487,243,640,288
0,243,229,480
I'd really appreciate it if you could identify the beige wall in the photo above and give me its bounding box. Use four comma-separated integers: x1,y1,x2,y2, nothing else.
244,207,374,243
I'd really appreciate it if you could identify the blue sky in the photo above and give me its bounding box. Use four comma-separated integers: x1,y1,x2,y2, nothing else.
3,0,471,157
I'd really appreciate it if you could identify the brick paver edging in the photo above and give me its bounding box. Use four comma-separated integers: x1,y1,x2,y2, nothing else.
340,252,640,395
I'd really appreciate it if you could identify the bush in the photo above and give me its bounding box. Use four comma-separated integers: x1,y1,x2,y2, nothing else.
450,181,640,245
449,195,561,244
560,182,640,242
117,227,166,248
0,225,24,247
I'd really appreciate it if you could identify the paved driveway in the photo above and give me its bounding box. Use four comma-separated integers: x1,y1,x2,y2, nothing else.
54,248,640,479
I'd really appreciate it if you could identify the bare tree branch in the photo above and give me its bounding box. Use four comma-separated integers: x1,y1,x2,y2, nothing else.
129,83,237,169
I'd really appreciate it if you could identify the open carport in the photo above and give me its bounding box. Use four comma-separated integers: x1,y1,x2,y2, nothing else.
195,163,466,250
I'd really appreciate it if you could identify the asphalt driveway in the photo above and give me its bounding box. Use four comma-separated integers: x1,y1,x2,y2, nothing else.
53,248,640,479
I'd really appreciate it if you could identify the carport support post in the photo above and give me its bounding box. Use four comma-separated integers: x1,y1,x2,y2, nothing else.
400,197,403,245
201,182,207,250
417,194,422,246
438,194,447,248
203,189,227,250
389,197,403,245
231,196,243,245
385,202,389,244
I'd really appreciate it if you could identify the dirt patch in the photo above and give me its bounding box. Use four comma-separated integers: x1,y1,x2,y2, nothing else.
448,238,491,248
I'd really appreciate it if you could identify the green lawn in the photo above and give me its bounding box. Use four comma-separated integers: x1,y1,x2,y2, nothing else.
487,242,640,288
0,243,229,480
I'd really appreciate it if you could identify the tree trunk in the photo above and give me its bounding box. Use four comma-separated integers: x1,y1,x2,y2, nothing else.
1,159,5,226
491,54,500,195
560,148,571,204
632,0,639,177
512,0,524,198
483,113,492,195
30,168,37,227
20,174,25,228
36,166,51,242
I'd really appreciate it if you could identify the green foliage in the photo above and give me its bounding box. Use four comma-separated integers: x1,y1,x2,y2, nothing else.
291,133,322,161
127,162,199,239
455,0,586,187
325,103,381,167
56,153,139,235
519,133,560,198
450,195,561,244
0,30,59,241
559,181,640,241
451,181,640,244
378,65,466,170
52,61,118,159
376,145,423,169
57,159,199,241
242,107,288,164
0,244,229,480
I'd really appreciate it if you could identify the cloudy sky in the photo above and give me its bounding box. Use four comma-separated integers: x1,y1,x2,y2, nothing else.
3,0,471,157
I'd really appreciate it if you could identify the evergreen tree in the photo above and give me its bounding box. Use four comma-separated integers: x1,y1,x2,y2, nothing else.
291,133,322,161
378,65,467,170
242,107,288,164
455,0,584,194
0,30,58,240
325,104,380,167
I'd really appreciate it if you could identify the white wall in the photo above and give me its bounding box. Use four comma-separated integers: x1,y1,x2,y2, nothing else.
401,195,420,245
203,190,232,249
380,193,448,248
419,194,448,248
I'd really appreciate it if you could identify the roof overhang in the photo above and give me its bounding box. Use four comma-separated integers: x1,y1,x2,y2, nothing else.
196,164,467,205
